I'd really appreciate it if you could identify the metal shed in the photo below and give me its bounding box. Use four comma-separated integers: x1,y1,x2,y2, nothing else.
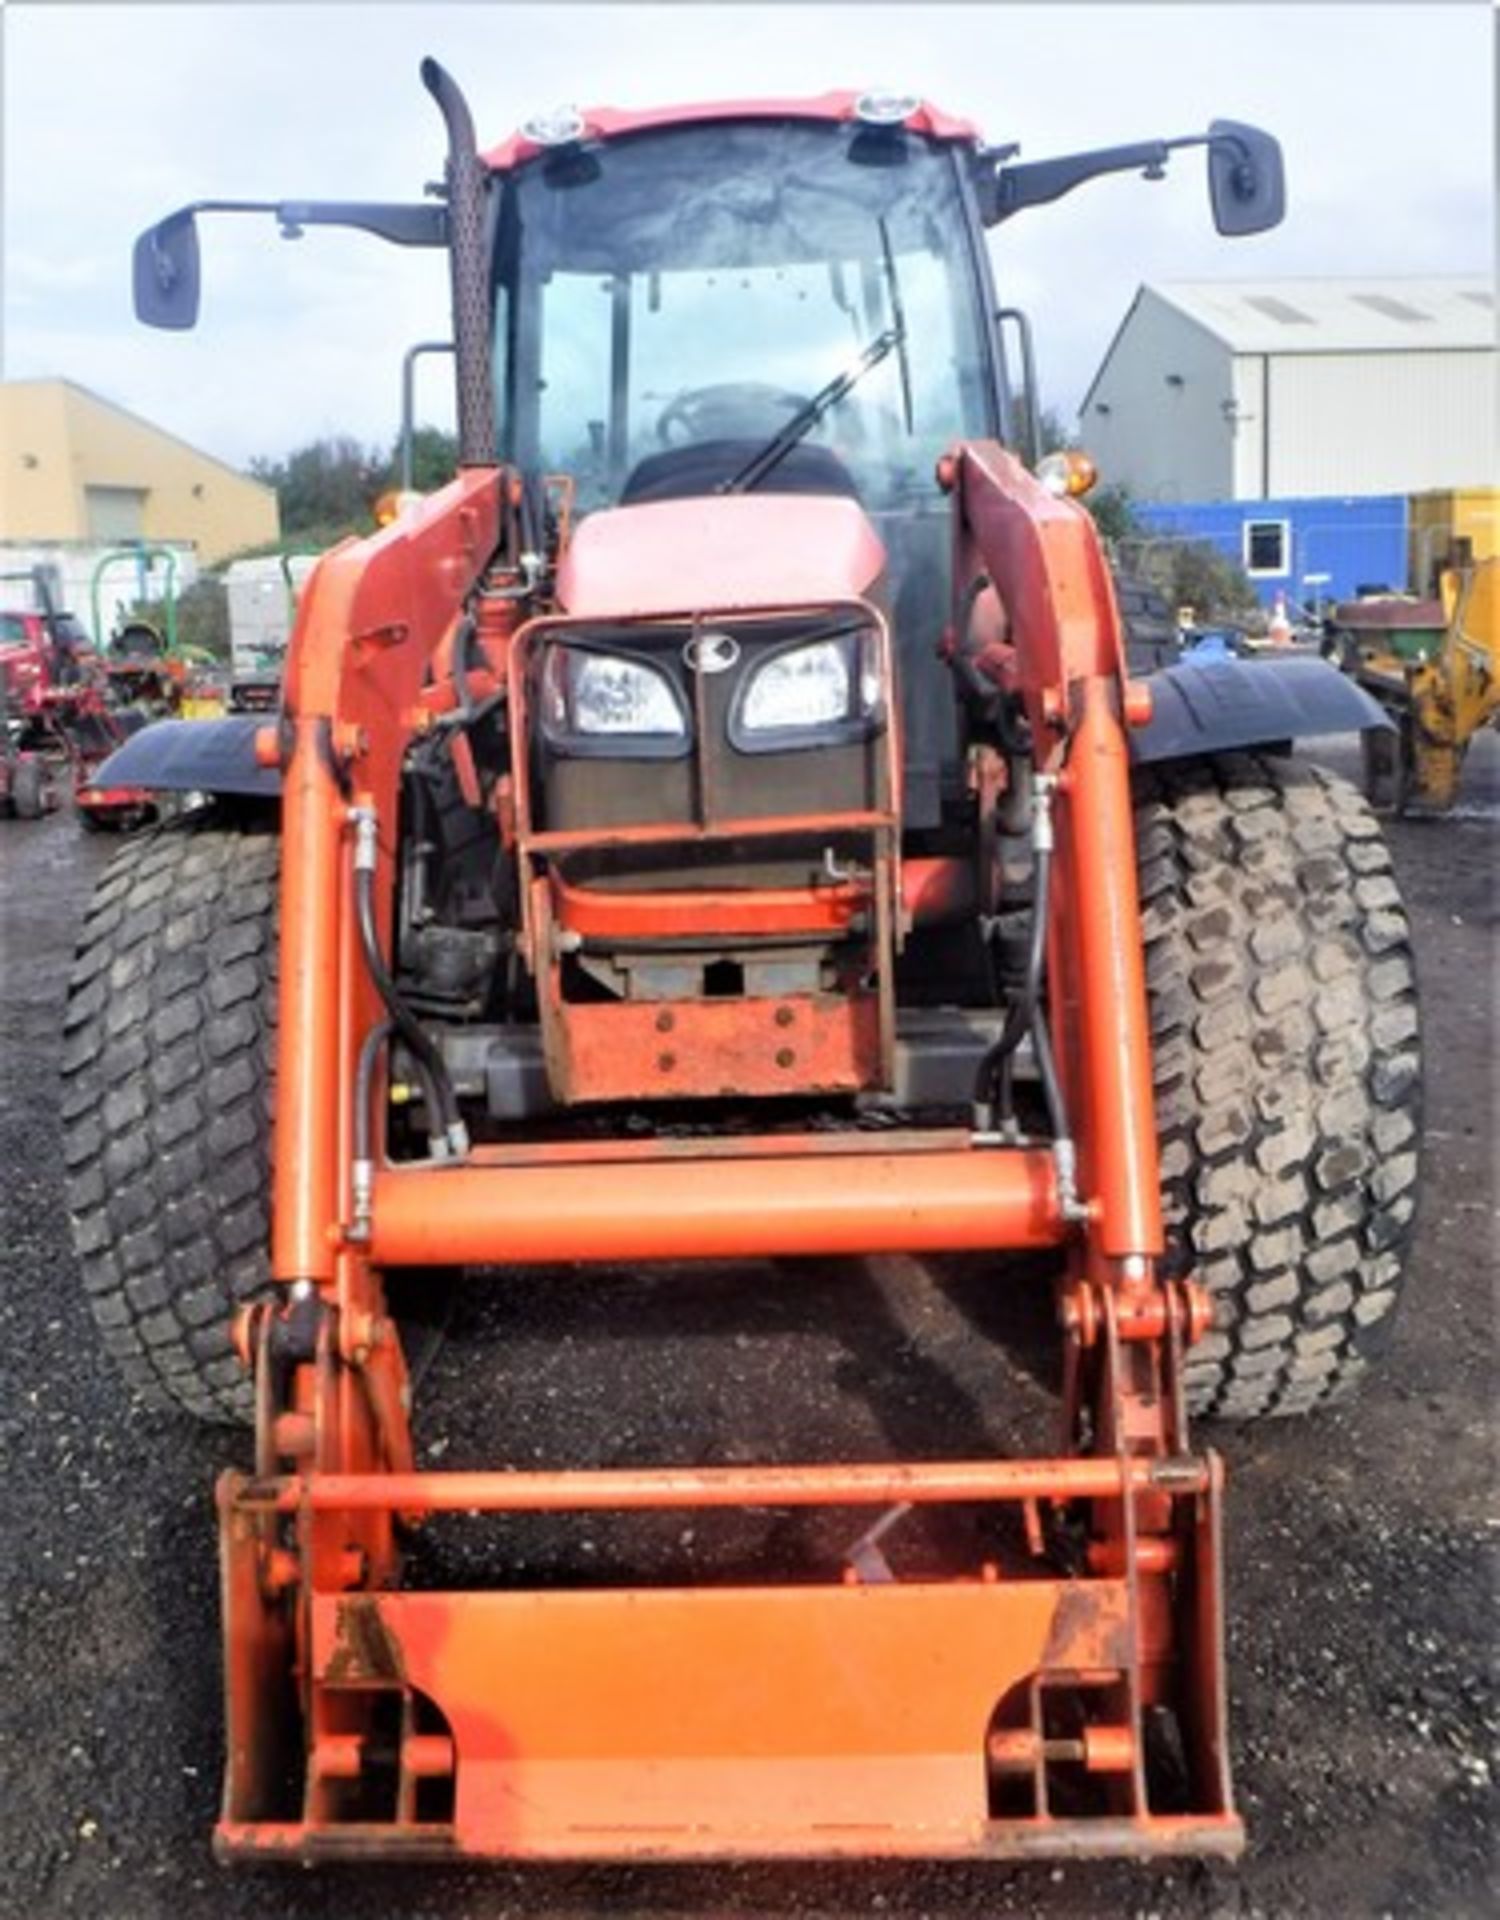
1080,276,1495,502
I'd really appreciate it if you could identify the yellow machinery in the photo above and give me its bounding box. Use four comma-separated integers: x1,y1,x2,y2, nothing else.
1409,487,1497,589
1340,554,1499,812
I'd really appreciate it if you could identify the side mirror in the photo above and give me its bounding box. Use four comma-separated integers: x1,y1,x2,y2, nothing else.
133,211,201,329
1207,120,1285,236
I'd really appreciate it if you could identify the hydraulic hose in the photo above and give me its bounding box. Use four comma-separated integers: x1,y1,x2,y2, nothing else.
350,1016,395,1242
971,771,1085,1220
355,866,464,1144
447,610,478,725
432,606,506,747
974,835,1052,1127
353,1019,446,1165
349,1016,448,1240
518,470,545,570
948,572,1031,758
350,806,468,1162
1026,944,1067,1147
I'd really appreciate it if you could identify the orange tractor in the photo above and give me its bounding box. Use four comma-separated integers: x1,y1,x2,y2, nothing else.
69,67,1418,1863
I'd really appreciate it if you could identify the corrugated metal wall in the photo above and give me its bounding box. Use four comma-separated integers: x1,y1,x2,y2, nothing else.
1082,294,1495,504
1265,350,1494,497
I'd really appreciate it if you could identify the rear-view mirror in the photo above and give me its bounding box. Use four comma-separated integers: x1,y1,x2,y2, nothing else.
1207,120,1285,236
133,210,201,329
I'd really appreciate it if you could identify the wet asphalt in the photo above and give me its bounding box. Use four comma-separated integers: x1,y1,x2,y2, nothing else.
1,734,1494,1919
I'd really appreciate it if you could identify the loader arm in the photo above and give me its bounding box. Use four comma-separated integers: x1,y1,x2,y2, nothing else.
213,436,1241,1862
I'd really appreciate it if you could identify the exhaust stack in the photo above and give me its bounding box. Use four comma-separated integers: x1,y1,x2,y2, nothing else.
421,58,496,466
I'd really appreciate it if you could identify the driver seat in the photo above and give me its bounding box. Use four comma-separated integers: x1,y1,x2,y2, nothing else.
620,439,862,506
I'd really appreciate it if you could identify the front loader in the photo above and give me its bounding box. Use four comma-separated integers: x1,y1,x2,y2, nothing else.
65,67,1419,1863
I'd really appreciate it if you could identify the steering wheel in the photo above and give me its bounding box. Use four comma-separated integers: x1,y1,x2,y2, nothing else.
656,381,810,447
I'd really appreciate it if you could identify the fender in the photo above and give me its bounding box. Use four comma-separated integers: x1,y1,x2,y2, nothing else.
89,715,280,798
1133,653,1392,766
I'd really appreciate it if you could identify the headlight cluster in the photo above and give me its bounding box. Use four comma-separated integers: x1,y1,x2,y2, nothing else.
732,630,883,747
540,646,687,742
537,621,885,756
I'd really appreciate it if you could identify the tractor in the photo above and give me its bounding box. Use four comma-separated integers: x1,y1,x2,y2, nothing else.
66,66,1418,1863
0,566,159,828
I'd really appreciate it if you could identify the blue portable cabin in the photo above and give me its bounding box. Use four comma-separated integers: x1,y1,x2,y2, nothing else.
1132,496,1409,611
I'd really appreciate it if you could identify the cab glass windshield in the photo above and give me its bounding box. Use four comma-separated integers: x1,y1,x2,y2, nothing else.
492,119,996,513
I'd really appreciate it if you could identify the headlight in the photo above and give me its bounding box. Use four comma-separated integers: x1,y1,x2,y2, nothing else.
734,629,884,746
541,645,687,743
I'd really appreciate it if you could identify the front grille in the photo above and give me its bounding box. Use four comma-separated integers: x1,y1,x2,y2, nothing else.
532,612,888,844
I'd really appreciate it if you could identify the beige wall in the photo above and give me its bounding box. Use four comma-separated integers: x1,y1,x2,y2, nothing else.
0,383,77,538
0,380,279,565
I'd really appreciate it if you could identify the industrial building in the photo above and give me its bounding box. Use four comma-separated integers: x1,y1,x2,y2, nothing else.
0,379,278,566
1080,276,1495,503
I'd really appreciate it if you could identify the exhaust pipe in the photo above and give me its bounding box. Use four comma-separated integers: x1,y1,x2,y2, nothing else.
420,58,496,466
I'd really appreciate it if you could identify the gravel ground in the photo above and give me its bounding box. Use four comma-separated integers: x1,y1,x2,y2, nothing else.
2,734,1494,1919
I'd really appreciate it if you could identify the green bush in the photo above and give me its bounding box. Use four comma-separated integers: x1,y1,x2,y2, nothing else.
1138,538,1258,622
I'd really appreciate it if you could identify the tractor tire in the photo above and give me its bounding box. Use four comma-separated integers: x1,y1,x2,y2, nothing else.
1361,714,1412,816
12,756,46,819
1134,752,1421,1421
61,815,278,1422
1114,571,1182,674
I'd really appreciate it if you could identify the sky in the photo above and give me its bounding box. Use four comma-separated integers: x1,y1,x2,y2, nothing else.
2,1,1493,471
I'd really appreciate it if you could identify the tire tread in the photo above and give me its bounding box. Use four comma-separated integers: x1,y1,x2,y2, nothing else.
62,815,277,1422
1135,753,1421,1421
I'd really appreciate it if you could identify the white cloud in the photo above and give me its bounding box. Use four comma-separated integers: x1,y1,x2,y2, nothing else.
3,2,1492,463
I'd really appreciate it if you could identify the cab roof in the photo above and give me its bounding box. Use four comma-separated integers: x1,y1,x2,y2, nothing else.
481,91,980,172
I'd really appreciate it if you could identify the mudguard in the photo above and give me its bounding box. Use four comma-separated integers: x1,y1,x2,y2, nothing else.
89,715,280,798
1133,654,1391,766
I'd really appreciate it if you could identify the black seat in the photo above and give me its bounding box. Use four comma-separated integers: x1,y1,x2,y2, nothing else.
621,439,861,506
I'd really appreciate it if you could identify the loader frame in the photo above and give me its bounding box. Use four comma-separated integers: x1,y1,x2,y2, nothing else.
220,441,1241,1861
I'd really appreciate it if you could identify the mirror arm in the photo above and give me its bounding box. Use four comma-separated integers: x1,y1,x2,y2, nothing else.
142,196,446,277
273,200,448,246
983,128,1248,224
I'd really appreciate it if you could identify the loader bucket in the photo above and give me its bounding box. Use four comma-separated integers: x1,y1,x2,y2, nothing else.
216,1453,1240,1861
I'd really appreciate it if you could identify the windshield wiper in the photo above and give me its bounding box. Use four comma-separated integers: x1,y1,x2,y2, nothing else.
877,217,915,435
720,323,905,494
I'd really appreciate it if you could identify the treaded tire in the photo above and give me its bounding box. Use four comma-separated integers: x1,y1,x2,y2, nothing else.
1135,752,1421,1421
12,756,46,819
61,814,277,1422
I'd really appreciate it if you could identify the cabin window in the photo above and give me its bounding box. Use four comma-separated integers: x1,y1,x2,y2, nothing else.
1243,519,1289,576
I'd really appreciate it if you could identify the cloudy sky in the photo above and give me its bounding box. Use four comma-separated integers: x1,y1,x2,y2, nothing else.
3,1,1492,471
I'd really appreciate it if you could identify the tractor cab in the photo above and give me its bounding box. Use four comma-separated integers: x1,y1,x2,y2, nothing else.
488,99,1002,831
493,107,1000,510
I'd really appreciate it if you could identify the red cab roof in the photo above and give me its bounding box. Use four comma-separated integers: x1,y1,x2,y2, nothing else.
482,91,979,172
